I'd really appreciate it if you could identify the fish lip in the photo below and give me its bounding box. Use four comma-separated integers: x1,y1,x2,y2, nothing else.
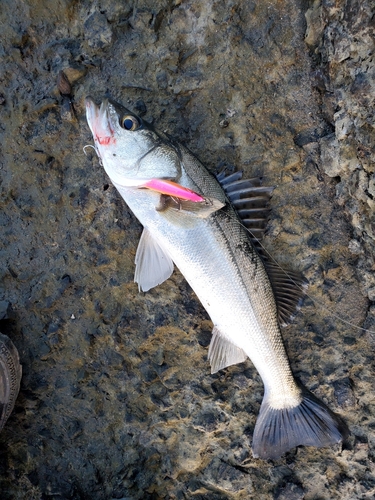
85,96,115,145
85,96,98,136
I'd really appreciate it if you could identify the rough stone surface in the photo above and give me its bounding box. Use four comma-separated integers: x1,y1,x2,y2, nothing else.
0,0,375,499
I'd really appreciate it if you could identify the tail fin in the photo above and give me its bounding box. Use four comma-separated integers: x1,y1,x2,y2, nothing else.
252,386,349,460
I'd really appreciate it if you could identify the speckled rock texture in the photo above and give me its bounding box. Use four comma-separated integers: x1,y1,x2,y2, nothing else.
0,0,374,498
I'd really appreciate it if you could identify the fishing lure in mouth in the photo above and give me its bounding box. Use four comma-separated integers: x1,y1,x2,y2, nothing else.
140,178,205,202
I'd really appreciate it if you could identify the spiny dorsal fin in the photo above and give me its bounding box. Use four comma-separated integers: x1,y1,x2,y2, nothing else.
216,169,273,246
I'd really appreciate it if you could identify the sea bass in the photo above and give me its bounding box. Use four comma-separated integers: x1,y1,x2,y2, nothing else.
85,97,348,459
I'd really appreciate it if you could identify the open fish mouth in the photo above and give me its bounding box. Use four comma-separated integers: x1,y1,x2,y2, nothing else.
85,97,115,147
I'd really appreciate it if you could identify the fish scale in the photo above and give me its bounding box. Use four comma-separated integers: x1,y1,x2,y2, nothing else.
85,96,348,459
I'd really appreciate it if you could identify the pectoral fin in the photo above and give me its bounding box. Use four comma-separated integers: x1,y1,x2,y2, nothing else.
158,194,225,219
141,179,225,218
134,228,174,292
208,327,247,373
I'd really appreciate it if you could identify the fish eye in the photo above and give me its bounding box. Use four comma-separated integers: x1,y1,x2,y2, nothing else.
121,115,140,131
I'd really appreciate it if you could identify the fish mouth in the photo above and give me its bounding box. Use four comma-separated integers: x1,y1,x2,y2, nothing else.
85,96,115,146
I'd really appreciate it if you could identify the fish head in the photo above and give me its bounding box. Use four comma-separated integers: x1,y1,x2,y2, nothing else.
85,97,181,187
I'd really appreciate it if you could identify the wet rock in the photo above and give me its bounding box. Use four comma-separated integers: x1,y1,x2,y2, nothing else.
57,70,72,96
274,482,305,500
305,0,324,49
320,134,341,177
333,377,356,409
0,0,375,498
156,70,168,90
202,458,250,493
61,64,87,85
84,11,113,49
134,98,147,116
0,301,11,320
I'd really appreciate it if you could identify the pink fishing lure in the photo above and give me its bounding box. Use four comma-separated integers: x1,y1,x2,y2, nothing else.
142,179,205,202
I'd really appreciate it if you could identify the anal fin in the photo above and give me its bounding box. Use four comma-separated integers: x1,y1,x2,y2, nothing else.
208,326,247,374
134,228,174,292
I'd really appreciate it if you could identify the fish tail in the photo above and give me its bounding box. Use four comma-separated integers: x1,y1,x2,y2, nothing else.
252,386,349,460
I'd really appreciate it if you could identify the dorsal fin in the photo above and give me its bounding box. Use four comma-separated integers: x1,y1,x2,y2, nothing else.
216,169,273,246
265,263,308,326
216,169,306,326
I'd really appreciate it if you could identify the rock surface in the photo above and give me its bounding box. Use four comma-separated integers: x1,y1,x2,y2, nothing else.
0,0,375,498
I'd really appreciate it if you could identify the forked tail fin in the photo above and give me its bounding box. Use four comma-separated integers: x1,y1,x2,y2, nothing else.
252,386,349,460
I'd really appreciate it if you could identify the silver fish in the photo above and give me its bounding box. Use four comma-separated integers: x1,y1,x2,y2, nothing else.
85,97,348,459
0,332,22,431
